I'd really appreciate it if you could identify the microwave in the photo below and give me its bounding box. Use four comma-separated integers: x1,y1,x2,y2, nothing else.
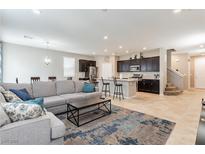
130,65,140,72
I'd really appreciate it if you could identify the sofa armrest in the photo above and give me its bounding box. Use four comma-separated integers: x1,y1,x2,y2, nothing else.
0,114,51,145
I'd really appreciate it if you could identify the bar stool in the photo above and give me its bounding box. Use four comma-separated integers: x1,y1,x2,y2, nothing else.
31,77,40,83
48,76,56,81
101,77,110,97
113,77,124,100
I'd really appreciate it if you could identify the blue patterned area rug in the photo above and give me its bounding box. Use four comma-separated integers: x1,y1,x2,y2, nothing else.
58,105,175,145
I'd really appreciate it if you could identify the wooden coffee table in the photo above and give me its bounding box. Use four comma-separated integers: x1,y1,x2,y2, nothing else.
67,98,111,127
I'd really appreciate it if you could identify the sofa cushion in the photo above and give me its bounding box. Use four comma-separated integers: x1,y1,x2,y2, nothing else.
74,81,84,93
0,83,33,98
2,102,45,122
0,104,11,127
46,112,65,139
60,93,87,104
83,92,102,99
1,91,22,103
56,80,75,95
44,96,66,108
32,81,56,98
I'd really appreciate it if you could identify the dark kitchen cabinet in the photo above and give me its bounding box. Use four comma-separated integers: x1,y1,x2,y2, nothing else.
117,60,130,72
140,58,147,72
130,59,140,65
79,59,96,72
88,60,96,67
152,57,160,72
117,56,160,72
139,56,160,72
79,60,87,72
146,58,153,72
138,79,160,94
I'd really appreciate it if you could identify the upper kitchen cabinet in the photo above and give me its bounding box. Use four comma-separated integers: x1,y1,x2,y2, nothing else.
140,56,160,72
79,59,96,72
152,56,160,72
130,59,140,65
117,60,130,72
117,56,160,72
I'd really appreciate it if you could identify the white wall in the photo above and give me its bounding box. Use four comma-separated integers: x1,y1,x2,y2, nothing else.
171,53,189,89
160,48,167,95
95,55,119,78
3,42,94,83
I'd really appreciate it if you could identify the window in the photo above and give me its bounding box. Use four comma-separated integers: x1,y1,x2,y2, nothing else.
63,57,75,77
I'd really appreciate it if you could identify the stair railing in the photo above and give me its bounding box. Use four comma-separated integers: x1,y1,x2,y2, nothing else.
167,67,186,90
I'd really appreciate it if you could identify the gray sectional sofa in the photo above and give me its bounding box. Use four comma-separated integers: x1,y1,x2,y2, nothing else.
0,80,102,145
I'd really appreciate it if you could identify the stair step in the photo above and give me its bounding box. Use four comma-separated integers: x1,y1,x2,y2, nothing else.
164,90,183,96
165,86,177,91
166,83,173,87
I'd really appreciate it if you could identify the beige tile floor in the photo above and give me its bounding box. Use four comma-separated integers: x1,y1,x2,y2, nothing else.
111,88,205,145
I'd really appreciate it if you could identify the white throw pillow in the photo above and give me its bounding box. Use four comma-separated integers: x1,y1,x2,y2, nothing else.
2,103,45,122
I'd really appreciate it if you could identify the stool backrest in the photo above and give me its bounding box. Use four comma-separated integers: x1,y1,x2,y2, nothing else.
113,77,117,86
48,76,56,81
101,77,105,84
31,77,40,83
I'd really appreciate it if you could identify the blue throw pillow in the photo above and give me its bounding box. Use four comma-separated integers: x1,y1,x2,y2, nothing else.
25,97,44,107
83,83,95,93
9,88,32,101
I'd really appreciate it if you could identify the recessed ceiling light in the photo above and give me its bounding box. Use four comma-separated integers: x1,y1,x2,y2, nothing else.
200,45,204,48
103,36,108,40
173,9,182,14
32,9,41,15
104,49,108,52
126,50,129,53
119,46,122,49
143,47,147,50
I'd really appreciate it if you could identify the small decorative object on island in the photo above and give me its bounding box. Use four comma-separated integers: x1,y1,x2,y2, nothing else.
202,98,205,106
154,74,160,79
140,52,143,59
134,55,137,59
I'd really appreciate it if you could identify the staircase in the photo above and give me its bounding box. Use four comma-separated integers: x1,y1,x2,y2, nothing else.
164,82,183,96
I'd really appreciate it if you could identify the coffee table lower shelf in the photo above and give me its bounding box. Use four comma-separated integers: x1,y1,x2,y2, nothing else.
66,99,111,127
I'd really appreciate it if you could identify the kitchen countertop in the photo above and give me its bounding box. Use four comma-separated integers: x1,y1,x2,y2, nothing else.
97,78,138,82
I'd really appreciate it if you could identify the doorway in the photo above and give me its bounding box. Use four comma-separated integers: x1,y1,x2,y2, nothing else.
194,56,205,89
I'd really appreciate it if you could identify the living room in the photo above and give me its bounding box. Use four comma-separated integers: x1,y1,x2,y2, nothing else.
1,1,205,153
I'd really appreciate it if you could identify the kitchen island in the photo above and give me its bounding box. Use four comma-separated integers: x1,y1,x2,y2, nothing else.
98,78,138,98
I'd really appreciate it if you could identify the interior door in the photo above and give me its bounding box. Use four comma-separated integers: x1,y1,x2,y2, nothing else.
195,57,205,88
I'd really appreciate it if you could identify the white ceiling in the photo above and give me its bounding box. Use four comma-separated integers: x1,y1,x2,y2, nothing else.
1,9,205,56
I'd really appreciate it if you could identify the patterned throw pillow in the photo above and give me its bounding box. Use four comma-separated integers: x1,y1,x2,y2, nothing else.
1,91,22,103
2,102,45,122
0,103,11,127
0,86,5,92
